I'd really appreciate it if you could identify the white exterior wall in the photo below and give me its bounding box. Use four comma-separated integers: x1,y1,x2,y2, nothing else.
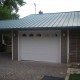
19,30,61,63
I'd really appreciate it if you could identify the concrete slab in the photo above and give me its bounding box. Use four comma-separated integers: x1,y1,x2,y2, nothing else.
0,57,67,80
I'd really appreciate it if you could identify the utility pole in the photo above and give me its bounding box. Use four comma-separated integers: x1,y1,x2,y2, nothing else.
34,3,36,14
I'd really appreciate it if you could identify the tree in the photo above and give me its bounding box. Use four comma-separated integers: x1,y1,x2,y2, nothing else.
0,5,19,20
0,0,26,20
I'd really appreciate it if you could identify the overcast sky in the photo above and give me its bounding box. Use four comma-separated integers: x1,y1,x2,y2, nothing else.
18,0,80,18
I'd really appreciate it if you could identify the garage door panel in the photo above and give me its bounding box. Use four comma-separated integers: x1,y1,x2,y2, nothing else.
19,30,61,63
21,53,59,62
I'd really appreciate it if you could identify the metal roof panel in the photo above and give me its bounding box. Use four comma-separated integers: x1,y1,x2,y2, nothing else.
57,12,68,27
68,12,74,26
62,12,71,27
72,12,78,26
0,11,80,29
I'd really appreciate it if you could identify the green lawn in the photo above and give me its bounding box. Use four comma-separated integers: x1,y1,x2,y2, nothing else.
69,74,80,80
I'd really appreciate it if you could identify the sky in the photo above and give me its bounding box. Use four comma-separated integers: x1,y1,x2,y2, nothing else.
18,0,80,18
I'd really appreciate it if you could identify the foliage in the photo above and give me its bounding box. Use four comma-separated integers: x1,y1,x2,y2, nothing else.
0,5,19,20
0,0,26,20
2,0,26,12
69,74,80,80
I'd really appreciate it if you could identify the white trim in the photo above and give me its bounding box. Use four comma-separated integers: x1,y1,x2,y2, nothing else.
59,30,61,63
12,31,13,61
18,31,20,61
67,30,69,63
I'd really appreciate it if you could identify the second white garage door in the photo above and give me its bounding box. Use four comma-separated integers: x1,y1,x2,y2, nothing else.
19,30,61,63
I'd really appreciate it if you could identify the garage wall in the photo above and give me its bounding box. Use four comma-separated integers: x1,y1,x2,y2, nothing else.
61,30,67,63
19,30,61,63
13,31,18,60
69,30,80,62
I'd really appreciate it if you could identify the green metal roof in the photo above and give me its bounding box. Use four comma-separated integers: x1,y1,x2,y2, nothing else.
0,11,80,30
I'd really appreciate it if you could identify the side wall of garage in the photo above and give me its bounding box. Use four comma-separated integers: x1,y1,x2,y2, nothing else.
12,31,18,60
61,30,67,63
69,30,80,63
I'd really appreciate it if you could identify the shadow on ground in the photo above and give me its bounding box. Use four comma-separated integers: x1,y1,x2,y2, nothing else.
41,75,64,80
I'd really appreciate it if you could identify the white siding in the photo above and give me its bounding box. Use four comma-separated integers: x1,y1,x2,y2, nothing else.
19,30,61,63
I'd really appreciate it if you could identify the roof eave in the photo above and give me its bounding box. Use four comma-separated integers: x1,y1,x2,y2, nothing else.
0,26,80,31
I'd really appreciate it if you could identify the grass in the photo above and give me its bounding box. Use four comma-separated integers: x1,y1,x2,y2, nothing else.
69,74,80,80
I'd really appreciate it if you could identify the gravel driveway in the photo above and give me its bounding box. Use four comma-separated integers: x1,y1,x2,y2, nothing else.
0,57,67,80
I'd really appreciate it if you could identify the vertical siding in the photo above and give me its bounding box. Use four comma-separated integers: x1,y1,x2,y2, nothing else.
13,31,18,60
69,30,77,62
61,30,67,63
69,30,80,62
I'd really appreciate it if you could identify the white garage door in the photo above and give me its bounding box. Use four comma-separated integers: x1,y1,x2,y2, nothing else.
19,30,61,63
